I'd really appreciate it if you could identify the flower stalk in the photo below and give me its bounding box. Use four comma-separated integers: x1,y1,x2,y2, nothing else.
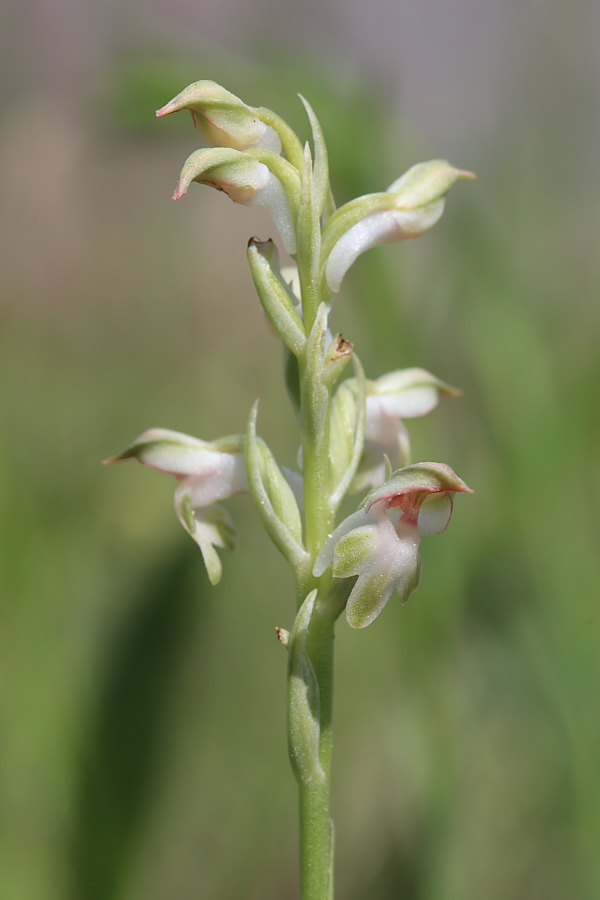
106,80,474,899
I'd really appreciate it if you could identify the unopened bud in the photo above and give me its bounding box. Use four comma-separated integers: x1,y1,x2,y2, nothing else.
156,80,281,153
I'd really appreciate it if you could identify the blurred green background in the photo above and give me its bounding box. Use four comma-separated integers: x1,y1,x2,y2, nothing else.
1,2,599,898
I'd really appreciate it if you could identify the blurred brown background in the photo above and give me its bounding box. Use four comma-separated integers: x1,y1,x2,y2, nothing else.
1,1,599,898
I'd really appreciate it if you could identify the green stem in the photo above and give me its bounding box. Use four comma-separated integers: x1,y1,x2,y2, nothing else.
291,604,336,900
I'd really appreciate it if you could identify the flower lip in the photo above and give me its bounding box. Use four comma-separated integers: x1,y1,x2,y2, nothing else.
363,461,473,514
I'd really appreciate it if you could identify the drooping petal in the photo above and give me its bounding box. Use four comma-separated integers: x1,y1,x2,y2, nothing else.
175,481,237,584
343,518,421,628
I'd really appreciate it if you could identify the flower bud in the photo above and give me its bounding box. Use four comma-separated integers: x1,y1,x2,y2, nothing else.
323,160,475,292
156,80,281,153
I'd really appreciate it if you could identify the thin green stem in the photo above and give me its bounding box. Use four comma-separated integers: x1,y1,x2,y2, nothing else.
290,604,336,900
288,126,340,900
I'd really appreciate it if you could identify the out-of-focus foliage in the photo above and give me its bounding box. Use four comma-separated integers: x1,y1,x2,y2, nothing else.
1,17,599,900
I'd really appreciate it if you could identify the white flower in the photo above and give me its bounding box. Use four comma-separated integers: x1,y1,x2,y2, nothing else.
314,462,472,628
104,428,246,585
173,147,297,254
353,368,461,490
322,160,475,292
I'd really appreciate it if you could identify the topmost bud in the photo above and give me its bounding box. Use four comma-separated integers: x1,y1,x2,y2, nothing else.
156,80,282,154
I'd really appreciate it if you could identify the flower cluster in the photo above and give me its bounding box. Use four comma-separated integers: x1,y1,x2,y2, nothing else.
106,80,473,629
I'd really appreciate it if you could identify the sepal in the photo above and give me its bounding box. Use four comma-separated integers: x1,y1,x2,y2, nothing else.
156,80,282,152
363,461,473,514
173,147,298,254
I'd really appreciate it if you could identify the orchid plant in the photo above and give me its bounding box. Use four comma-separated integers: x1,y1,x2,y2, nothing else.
105,80,474,900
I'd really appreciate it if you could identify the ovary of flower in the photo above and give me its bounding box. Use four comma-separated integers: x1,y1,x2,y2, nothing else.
173,147,297,254
103,428,246,585
314,462,472,628
156,80,282,153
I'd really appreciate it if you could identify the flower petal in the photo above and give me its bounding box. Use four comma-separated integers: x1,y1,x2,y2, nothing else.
247,171,296,254
173,147,271,203
345,519,421,628
369,368,461,419
417,492,453,535
332,524,379,578
325,206,443,292
313,509,371,577
175,486,237,585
